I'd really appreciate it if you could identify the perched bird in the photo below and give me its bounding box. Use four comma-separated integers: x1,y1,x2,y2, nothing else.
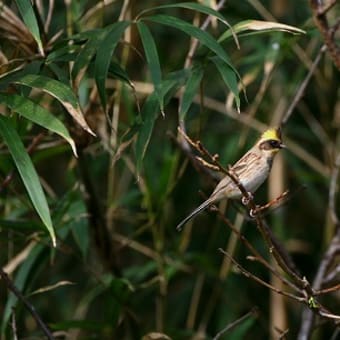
176,127,285,231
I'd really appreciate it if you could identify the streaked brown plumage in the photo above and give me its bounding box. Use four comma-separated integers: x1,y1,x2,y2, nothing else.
176,128,285,231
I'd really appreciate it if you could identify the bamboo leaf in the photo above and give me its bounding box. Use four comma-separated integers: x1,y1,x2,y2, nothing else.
136,78,181,171
137,21,164,114
14,74,95,136
0,116,56,246
71,32,106,86
211,57,240,112
179,66,204,121
219,20,305,42
14,0,44,55
95,21,130,109
0,94,77,156
143,14,239,79
138,2,234,33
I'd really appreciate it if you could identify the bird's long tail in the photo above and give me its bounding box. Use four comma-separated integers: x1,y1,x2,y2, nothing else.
176,198,213,231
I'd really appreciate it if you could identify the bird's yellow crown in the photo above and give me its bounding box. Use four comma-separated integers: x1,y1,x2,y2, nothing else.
260,128,281,141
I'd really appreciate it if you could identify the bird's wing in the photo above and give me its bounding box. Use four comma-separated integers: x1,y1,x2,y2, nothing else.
210,175,233,200
231,151,255,174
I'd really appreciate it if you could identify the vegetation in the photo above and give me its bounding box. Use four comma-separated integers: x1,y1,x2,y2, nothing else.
0,0,339,339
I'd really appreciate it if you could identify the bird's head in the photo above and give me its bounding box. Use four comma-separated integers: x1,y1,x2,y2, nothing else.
257,127,285,156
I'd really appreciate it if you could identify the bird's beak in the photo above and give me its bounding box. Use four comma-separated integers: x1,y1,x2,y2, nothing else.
280,143,286,149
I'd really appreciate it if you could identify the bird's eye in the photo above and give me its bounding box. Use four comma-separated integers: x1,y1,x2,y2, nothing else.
269,140,280,148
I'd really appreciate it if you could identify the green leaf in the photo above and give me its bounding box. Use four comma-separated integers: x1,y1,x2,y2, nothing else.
0,116,56,246
136,78,181,171
108,62,133,87
71,33,105,84
95,21,130,109
68,28,104,42
143,14,240,78
69,201,89,259
14,0,44,55
135,93,159,172
137,21,164,114
46,45,81,63
179,65,204,121
211,56,240,112
219,19,305,43
138,2,234,31
0,94,77,156
0,61,43,92
13,74,95,136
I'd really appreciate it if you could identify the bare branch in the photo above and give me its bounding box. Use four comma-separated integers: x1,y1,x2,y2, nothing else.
309,0,340,70
218,249,306,302
0,267,54,339
282,45,326,125
329,153,340,226
213,307,259,340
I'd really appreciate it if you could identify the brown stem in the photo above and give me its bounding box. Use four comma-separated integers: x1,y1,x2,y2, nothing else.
309,0,340,70
218,249,305,302
0,267,54,339
298,229,340,339
282,45,326,125
213,307,259,340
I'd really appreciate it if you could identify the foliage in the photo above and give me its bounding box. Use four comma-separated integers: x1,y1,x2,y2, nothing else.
0,0,339,339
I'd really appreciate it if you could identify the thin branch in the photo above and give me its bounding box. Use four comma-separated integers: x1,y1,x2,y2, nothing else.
0,267,54,339
282,45,326,125
314,283,340,296
213,307,259,340
275,326,290,340
215,210,301,293
254,189,290,213
309,0,340,70
329,153,340,227
323,264,340,285
298,228,340,339
218,249,305,302
45,0,55,34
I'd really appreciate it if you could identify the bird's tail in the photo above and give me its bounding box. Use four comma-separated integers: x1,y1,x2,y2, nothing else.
176,198,212,231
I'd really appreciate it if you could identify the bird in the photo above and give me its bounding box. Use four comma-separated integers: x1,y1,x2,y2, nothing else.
176,127,285,231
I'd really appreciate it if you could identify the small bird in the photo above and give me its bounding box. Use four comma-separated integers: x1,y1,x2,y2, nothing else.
176,127,285,231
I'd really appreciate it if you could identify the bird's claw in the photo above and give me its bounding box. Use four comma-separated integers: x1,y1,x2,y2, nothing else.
249,208,258,218
241,192,254,205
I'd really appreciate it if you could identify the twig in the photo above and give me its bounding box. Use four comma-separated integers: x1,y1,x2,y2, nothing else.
309,0,340,70
282,45,326,125
0,267,54,339
215,210,301,293
329,153,340,226
298,154,340,334
298,228,340,339
218,249,305,302
314,283,340,296
275,326,290,340
254,189,290,213
213,307,259,340
45,0,55,34
323,264,340,285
